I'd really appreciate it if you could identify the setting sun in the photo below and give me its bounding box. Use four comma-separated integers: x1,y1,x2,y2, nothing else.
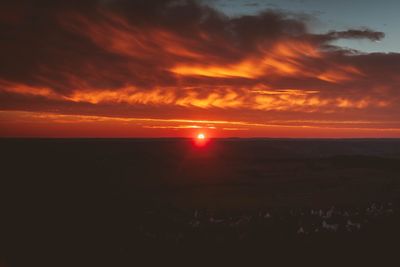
194,132,208,147
197,133,205,140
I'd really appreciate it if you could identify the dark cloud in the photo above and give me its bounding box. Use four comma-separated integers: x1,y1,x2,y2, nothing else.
320,29,385,42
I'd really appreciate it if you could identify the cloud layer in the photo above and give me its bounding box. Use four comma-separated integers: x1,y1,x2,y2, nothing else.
0,0,399,136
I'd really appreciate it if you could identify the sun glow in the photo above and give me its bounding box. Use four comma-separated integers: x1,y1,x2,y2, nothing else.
197,133,205,139
194,132,208,147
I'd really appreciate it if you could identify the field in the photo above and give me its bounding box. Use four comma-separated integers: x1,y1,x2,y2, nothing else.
2,139,400,265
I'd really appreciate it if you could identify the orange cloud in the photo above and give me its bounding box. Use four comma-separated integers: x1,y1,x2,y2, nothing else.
0,80,60,99
1,110,400,138
0,79,391,113
170,40,321,79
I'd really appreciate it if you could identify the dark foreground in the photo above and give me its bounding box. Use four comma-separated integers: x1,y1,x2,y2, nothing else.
1,139,400,266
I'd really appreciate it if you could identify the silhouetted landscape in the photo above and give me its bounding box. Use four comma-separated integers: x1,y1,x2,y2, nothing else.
2,139,400,265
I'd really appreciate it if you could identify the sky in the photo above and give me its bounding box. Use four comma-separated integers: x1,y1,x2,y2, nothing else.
210,0,400,53
0,0,399,138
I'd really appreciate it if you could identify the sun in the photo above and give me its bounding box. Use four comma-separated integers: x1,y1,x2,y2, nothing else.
197,133,205,140
193,132,209,147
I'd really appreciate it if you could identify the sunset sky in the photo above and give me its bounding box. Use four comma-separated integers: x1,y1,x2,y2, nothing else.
1,0,399,137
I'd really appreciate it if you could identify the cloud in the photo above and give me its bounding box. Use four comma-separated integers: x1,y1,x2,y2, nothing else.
2,110,400,138
0,0,399,136
316,29,385,42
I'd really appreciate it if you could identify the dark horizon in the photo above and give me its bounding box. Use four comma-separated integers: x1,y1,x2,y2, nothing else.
2,137,400,265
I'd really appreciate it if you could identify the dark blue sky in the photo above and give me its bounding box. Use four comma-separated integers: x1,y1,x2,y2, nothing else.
208,0,399,53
